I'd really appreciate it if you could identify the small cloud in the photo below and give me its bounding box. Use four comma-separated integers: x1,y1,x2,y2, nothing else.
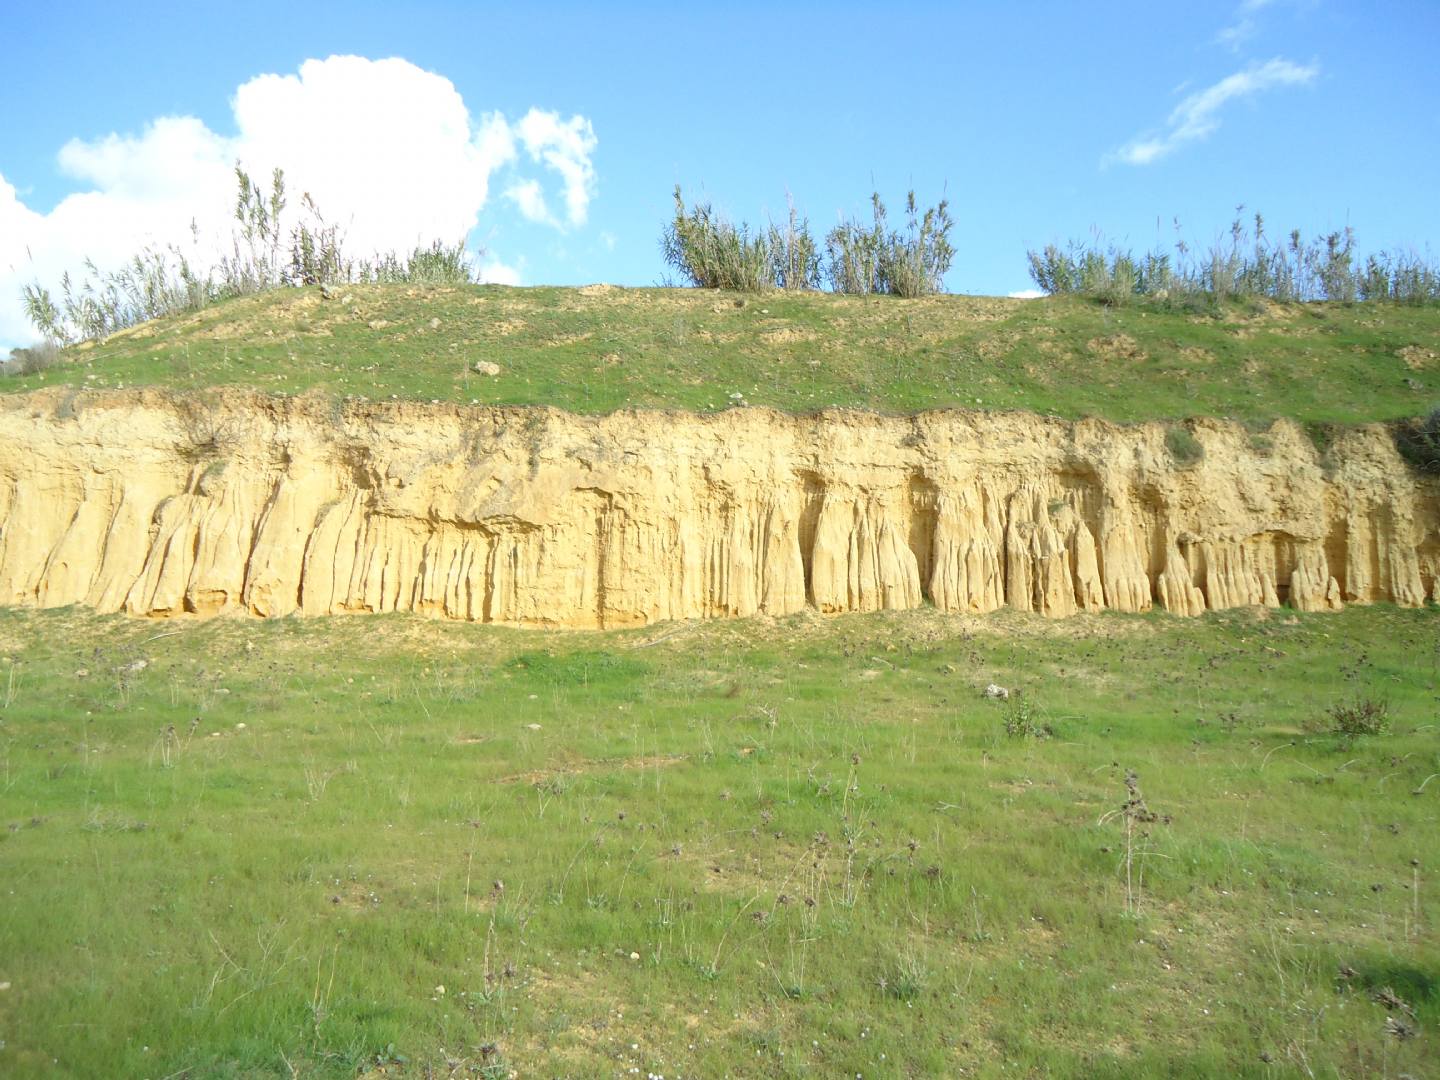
515,109,597,227
1108,57,1318,167
1216,0,1277,51
1214,19,1256,50
479,258,522,286
1007,289,1045,300
599,230,617,252
504,179,555,226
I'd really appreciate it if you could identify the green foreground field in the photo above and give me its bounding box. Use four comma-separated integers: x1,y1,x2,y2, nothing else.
0,605,1435,1078
6,286,1439,423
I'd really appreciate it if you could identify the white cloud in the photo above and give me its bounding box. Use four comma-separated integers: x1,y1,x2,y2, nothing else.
226,56,513,254
1007,289,1045,300
1108,57,1318,167
1215,0,1276,51
0,55,597,346
478,258,522,286
58,115,233,201
474,111,518,174
515,109,597,227
505,179,555,226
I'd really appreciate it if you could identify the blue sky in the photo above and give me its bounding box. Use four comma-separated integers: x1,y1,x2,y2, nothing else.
2,1,1438,344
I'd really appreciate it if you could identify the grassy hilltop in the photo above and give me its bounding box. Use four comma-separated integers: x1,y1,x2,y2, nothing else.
5,284,1439,423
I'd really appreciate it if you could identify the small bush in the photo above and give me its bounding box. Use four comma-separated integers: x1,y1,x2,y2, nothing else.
661,186,772,292
385,239,476,286
825,195,886,295
767,195,821,291
1312,697,1390,739
1026,243,1172,306
882,191,955,298
24,244,213,345
661,186,952,297
1359,251,1440,302
1165,425,1205,466
662,187,824,293
826,190,954,297
23,166,483,344
282,192,351,287
1002,699,1053,739
1302,420,1338,460
4,340,62,376
875,950,929,1000
1026,208,1440,306
1395,408,1440,473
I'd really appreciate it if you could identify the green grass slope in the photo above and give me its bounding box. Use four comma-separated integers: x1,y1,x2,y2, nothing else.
0,606,1435,1077
7,285,1439,422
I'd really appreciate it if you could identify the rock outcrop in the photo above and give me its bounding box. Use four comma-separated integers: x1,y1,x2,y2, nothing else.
0,389,1435,627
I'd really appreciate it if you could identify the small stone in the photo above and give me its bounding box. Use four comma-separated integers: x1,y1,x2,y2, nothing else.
526,723,542,731
629,952,640,961
983,683,1010,700
474,361,502,376
429,318,441,329
367,319,389,330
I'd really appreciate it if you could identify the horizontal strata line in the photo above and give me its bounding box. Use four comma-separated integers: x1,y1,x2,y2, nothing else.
0,383,1426,429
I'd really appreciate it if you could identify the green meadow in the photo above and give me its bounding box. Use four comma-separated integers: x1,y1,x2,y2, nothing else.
0,604,1434,1077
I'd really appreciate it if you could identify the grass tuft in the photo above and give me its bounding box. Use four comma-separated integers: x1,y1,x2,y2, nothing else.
1164,424,1205,466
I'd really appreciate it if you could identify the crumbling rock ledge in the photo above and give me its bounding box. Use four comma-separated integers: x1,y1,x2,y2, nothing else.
0,389,1435,627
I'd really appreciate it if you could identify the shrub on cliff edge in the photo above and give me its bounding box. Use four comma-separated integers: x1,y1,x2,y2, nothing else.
1395,407,1440,473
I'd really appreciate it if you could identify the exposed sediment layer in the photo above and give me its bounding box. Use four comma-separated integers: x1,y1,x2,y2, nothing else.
0,389,1436,627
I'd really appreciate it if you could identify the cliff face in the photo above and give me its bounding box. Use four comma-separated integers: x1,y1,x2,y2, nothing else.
0,389,1435,627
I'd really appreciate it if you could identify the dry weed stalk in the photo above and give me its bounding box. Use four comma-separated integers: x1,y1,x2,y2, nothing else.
1099,769,1167,915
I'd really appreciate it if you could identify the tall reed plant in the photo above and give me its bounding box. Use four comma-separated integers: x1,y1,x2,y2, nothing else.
22,167,482,345
1026,209,1440,307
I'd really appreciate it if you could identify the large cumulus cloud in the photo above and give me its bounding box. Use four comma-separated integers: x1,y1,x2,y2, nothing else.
0,55,597,346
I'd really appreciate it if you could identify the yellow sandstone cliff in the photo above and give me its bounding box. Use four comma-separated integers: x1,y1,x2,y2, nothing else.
0,388,1434,627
